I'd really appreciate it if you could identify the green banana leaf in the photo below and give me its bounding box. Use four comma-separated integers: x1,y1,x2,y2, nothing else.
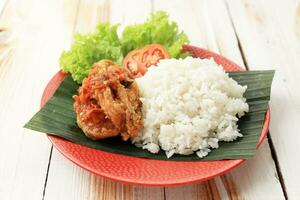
24,70,274,161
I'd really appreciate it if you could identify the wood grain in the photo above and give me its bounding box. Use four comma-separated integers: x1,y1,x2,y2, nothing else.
164,180,221,200
0,0,79,199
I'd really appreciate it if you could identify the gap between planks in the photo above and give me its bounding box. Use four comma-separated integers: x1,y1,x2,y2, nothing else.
267,132,288,199
223,0,249,71
224,0,249,70
41,0,82,199
224,0,287,199
42,146,53,200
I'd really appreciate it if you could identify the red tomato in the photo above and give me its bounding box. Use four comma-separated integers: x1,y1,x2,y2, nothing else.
123,44,169,77
139,44,169,72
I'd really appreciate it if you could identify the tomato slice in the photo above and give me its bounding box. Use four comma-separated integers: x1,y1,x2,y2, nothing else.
139,44,169,70
123,44,169,77
123,49,141,77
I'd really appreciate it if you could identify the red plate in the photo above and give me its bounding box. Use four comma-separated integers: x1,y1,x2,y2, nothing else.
42,45,270,186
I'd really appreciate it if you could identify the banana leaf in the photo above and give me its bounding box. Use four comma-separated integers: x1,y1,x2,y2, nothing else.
24,70,274,161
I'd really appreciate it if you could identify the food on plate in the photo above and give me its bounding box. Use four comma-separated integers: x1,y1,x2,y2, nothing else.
25,52,274,160
123,44,170,77
74,57,249,158
59,11,189,83
73,60,143,141
56,9,254,158
133,57,249,158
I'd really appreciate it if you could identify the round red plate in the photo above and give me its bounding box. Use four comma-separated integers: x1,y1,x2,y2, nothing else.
42,45,270,186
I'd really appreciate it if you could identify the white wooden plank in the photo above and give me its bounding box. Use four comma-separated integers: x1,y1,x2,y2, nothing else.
0,0,8,14
153,0,285,199
0,0,79,199
227,0,300,198
44,0,164,199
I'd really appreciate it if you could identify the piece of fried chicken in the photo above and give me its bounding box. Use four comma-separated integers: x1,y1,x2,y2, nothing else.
73,60,143,141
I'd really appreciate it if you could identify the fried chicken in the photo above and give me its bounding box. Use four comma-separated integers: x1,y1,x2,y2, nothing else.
73,60,143,141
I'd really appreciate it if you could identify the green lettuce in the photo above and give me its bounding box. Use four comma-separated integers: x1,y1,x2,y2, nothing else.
121,11,189,58
59,23,123,83
59,11,190,83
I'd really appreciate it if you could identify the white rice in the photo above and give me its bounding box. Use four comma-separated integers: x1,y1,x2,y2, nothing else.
133,57,249,158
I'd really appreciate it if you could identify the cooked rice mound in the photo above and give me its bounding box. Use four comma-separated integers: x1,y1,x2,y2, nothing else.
133,57,249,158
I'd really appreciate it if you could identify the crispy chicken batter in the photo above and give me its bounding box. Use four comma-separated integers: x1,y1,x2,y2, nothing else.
73,60,143,141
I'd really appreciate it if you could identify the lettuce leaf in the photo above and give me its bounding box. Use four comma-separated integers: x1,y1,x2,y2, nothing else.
59,23,123,83
121,11,189,58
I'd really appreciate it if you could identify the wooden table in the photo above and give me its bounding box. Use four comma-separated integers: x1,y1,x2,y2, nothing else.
0,0,299,199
